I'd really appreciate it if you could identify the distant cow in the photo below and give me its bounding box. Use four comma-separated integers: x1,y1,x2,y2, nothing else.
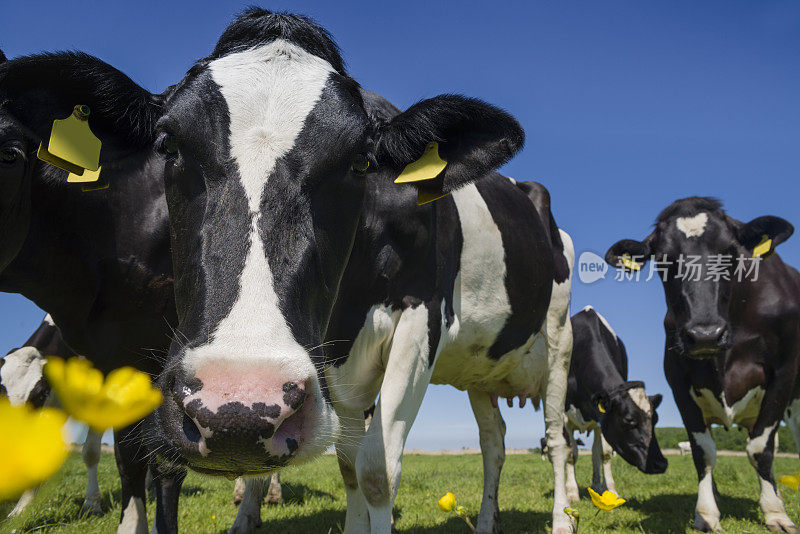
607,196,799,532
563,306,667,502
0,316,103,517
678,441,692,455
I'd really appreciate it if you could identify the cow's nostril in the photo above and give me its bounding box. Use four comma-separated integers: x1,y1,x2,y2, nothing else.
182,413,202,444
282,381,306,410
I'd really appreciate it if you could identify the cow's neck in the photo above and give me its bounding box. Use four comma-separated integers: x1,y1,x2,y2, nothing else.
573,352,626,411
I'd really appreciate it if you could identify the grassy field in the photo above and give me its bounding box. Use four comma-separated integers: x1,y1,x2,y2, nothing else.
3,451,800,533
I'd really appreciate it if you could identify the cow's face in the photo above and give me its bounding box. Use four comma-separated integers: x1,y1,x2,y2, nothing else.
598,384,667,474
606,197,793,358
0,348,50,408
150,12,524,475
0,51,34,273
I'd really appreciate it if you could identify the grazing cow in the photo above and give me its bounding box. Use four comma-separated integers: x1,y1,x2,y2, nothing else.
679,441,692,455
0,315,104,517
563,306,667,502
606,196,800,532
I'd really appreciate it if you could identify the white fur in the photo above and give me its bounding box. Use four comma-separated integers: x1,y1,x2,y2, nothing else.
1,346,47,405
691,430,721,531
745,425,794,531
81,430,103,515
676,213,709,238
43,314,55,326
628,387,650,412
229,478,263,534
468,389,506,533
690,386,764,429
118,496,147,534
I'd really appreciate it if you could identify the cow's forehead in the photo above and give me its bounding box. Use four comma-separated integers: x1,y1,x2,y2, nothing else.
660,211,733,250
207,40,335,212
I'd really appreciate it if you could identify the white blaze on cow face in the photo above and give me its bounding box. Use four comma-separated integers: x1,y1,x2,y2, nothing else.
179,40,338,461
676,212,709,238
1,347,46,405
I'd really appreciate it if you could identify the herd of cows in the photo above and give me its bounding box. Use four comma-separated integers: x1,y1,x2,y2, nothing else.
0,8,798,534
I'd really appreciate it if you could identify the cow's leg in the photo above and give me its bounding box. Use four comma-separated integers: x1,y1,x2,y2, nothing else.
7,490,36,518
337,405,371,533
688,429,721,532
114,426,149,534
356,304,440,534
564,426,580,503
81,429,103,516
266,472,282,504
747,422,796,532
599,432,616,494
543,280,574,534
152,465,186,534
229,478,263,534
469,389,506,534
590,429,606,493
233,477,246,506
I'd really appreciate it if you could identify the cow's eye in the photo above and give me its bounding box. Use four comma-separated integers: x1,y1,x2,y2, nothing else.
156,132,180,157
0,147,20,165
351,154,370,175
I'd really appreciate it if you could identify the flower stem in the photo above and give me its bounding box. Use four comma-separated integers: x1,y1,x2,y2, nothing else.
461,516,476,533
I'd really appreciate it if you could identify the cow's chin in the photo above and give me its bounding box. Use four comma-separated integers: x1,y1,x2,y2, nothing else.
153,391,339,477
685,347,724,360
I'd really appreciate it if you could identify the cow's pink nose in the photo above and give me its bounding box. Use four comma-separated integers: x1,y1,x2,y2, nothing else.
172,370,311,470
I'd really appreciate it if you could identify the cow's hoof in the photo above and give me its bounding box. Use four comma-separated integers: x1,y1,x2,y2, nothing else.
693,512,721,532
233,478,246,506
552,515,575,534
765,515,797,533
265,490,282,505
228,513,262,534
80,496,103,516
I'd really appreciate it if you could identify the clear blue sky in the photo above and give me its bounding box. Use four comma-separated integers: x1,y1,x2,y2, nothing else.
2,1,799,449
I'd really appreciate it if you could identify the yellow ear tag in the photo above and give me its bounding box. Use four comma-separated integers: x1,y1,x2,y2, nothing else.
36,105,101,181
598,402,606,414
416,189,450,205
67,166,102,184
753,234,773,258
394,141,447,184
620,253,641,271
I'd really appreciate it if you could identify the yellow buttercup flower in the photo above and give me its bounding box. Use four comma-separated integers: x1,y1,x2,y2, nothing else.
588,487,626,511
0,399,68,500
44,357,163,432
438,491,456,512
779,474,800,491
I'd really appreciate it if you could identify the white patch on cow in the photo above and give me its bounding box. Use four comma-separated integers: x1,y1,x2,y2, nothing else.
43,314,55,326
628,387,650,413
230,477,263,533
565,404,598,434
745,424,794,530
119,496,147,534
82,430,102,515
1,346,46,405
690,386,764,430
691,430,720,530
746,423,776,458
676,212,708,238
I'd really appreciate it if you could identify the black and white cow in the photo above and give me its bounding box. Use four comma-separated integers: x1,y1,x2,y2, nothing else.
606,196,800,532
129,10,572,534
563,306,666,502
2,10,574,532
0,315,104,518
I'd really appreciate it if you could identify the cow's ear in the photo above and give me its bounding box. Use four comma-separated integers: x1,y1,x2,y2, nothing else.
376,95,524,198
0,52,161,163
739,216,794,257
649,394,663,410
605,238,652,272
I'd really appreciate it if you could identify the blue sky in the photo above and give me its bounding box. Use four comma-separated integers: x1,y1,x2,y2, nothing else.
2,1,799,449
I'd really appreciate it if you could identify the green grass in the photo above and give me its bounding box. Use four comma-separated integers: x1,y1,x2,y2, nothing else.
2,451,800,533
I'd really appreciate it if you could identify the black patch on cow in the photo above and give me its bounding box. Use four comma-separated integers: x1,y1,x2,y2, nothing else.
282,383,306,410
655,196,723,224
253,402,282,419
427,302,442,367
27,377,50,408
212,9,346,75
286,438,298,454
475,176,554,359
516,181,569,284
